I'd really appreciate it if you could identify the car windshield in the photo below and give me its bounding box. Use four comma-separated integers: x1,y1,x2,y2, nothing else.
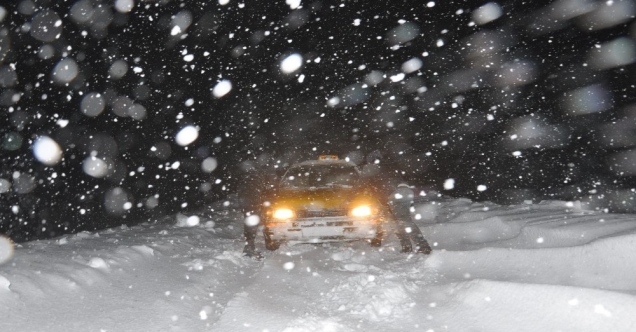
280,165,358,189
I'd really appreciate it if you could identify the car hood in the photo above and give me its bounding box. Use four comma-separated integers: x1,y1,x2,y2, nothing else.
272,187,355,211
270,187,379,211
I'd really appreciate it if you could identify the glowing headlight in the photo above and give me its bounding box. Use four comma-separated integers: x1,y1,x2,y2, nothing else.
350,205,372,218
272,208,295,220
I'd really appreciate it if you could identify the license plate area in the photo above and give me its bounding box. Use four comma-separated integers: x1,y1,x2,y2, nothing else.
292,217,352,228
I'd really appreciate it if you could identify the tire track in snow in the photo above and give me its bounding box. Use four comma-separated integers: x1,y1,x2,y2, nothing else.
211,241,426,332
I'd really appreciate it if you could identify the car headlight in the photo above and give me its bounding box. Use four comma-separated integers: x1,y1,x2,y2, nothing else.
350,205,373,218
272,208,295,220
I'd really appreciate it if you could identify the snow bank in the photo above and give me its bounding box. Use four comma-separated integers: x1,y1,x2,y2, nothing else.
1,198,636,331
420,279,636,332
424,232,636,291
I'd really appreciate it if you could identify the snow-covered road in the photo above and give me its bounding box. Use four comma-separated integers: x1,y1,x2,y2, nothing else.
1,198,636,332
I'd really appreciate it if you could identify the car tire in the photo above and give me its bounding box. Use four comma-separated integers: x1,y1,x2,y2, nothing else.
263,228,281,251
370,237,382,247
370,225,384,247
265,239,280,251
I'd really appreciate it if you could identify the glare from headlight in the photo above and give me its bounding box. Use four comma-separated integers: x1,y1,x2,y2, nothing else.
350,205,372,217
272,208,295,220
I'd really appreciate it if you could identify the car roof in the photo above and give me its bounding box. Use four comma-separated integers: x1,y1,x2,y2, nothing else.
290,159,358,168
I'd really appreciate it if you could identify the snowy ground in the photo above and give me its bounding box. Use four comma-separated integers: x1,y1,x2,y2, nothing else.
1,197,636,332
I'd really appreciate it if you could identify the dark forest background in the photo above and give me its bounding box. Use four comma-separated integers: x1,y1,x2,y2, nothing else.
1,0,636,242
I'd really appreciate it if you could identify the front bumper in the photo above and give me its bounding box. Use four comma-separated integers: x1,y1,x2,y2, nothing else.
265,216,380,243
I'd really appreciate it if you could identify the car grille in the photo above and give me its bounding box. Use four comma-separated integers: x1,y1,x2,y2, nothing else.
296,209,347,218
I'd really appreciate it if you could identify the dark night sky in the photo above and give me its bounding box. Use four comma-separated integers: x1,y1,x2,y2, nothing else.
1,0,636,242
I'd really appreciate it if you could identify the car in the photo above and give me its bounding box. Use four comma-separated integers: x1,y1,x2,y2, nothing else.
261,155,389,250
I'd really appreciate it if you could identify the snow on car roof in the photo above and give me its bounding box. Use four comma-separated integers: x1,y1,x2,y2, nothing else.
291,159,357,168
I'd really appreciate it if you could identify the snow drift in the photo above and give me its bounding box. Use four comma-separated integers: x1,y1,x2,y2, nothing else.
1,198,635,332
